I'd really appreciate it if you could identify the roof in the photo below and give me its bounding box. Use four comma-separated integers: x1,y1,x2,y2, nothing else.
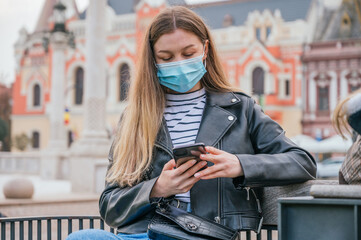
80,0,135,19
34,0,79,33
80,0,186,19
34,0,58,32
79,0,312,28
313,0,361,41
190,0,313,29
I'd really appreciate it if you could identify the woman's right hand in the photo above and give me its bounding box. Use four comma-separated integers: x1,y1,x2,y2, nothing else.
150,159,207,198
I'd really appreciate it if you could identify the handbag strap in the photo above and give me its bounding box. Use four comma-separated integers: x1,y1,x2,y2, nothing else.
156,203,239,240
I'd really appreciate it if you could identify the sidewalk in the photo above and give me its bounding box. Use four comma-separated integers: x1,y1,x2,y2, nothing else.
0,174,100,217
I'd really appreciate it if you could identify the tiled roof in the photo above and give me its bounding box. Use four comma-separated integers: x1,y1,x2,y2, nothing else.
80,0,186,19
190,0,313,29
80,0,312,28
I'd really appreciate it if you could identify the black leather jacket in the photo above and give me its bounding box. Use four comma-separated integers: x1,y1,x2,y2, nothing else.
99,91,316,233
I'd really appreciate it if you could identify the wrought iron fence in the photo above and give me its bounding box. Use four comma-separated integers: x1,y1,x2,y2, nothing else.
0,216,277,240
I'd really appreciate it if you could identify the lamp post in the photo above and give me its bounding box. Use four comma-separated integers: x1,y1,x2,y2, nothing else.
41,1,75,179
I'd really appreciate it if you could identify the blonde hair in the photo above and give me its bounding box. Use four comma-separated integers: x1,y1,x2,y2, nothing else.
106,6,235,187
332,88,361,139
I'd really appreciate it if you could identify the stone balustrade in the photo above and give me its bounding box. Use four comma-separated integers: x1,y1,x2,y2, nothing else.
0,152,41,174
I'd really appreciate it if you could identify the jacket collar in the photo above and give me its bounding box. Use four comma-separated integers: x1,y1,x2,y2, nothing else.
155,91,241,154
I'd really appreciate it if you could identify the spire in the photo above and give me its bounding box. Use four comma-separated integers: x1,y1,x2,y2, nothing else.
34,0,58,33
34,0,79,33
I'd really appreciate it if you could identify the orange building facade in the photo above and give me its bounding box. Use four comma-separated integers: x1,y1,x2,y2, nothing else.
11,0,314,151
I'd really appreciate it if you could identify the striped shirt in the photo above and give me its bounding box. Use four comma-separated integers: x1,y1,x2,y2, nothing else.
164,88,206,148
164,88,206,202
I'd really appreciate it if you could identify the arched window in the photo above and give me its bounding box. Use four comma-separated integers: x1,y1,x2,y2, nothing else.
32,131,40,149
119,63,130,101
75,67,84,105
318,86,329,112
252,67,265,95
33,84,41,107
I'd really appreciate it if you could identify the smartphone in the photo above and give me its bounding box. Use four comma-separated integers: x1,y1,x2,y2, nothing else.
173,143,206,168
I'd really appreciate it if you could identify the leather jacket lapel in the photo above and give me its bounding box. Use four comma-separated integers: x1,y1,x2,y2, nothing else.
155,118,173,156
196,91,238,147
155,91,241,152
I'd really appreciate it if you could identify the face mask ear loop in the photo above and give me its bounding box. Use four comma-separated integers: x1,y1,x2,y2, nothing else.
202,44,207,69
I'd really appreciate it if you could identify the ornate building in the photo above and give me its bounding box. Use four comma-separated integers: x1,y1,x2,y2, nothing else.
302,0,361,139
12,0,314,151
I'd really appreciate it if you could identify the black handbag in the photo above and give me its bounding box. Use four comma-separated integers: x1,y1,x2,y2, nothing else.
147,200,239,240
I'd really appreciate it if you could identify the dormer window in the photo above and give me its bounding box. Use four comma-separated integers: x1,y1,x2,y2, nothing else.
255,27,261,41
266,26,272,39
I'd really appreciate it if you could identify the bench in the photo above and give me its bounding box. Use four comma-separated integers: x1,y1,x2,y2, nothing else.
0,180,336,240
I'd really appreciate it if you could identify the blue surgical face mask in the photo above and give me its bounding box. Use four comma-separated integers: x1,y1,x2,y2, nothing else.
156,48,207,93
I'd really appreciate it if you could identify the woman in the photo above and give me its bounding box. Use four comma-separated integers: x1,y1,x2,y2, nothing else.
67,6,316,240
332,89,361,184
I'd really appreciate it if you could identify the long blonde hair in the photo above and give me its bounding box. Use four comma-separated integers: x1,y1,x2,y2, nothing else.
332,88,361,139
107,6,234,187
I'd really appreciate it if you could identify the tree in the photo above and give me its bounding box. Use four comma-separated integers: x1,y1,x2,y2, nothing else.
0,118,8,150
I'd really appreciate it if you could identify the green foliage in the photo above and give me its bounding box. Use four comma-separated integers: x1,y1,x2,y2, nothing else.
13,133,30,151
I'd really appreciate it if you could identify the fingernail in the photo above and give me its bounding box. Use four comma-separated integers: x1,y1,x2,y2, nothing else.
192,160,197,164
200,154,205,158
194,173,200,178
201,161,207,166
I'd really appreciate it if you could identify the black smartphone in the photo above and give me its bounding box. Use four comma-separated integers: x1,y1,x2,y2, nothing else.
173,143,206,168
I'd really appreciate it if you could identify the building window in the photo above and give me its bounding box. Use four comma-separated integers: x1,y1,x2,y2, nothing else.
346,71,361,93
33,84,41,107
266,26,272,39
255,27,261,41
252,67,265,95
75,67,84,105
285,79,290,97
32,131,40,149
350,84,360,92
119,63,130,101
318,86,329,112
68,130,73,147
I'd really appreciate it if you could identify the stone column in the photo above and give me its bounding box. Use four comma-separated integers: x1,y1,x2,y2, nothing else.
70,0,110,193
41,32,68,179
48,33,68,150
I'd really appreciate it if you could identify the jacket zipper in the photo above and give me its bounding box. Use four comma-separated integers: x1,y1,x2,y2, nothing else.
244,187,262,214
251,188,262,214
215,178,221,223
215,142,222,224
245,187,250,200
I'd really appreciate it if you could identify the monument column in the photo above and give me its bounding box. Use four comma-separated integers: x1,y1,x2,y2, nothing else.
70,0,110,193
48,33,68,151
41,2,70,180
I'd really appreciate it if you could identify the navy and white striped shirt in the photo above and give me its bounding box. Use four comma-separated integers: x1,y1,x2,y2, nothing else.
164,88,206,203
164,88,206,148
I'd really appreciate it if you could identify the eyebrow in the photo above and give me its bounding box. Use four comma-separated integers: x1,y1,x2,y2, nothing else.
157,44,196,54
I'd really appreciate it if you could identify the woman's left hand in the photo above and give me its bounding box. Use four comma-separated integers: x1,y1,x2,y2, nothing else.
194,146,243,179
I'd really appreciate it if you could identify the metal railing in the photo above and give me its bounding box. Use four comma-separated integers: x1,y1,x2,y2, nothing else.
0,216,114,240
0,216,276,240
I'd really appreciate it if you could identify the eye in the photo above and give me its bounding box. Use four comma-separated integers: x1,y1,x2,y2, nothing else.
183,53,194,57
161,57,172,61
